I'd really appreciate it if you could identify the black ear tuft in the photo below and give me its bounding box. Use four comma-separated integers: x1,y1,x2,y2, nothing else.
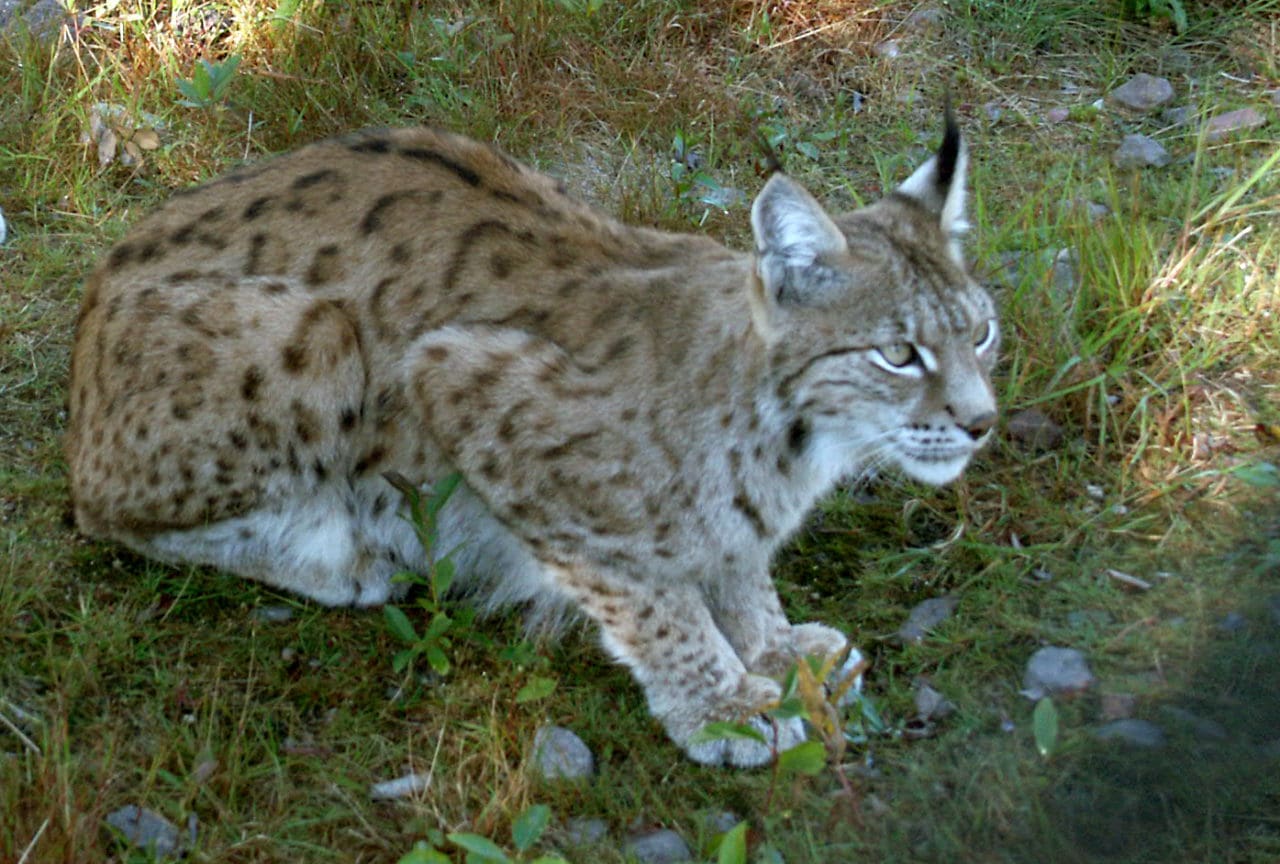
935,101,961,191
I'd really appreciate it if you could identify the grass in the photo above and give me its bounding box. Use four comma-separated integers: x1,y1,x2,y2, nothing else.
2,0,1280,861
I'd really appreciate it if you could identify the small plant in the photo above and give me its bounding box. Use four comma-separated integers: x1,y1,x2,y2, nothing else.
382,471,472,676
1119,0,1188,32
398,804,569,864
176,55,242,109
1032,697,1060,759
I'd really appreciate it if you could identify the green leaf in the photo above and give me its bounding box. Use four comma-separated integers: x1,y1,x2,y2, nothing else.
392,648,417,673
384,605,419,644
515,676,558,704
1234,461,1280,488
397,842,451,864
511,804,551,853
426,645,451,675
687,721,767,746
776,739,826,776
716,821,748,864
771,695,808,721
448,832,509,862
1033,697,1060,759
528,857,570,864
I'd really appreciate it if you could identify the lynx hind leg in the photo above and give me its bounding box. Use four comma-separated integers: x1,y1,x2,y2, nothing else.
69,274,378,604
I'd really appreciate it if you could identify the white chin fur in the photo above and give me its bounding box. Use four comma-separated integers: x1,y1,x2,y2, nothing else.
897,453,971,486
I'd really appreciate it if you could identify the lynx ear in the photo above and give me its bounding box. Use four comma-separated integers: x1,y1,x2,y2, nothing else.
750,173,849,307
896,109,969,265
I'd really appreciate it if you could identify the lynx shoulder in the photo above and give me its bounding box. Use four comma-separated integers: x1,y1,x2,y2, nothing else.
66,116,998,766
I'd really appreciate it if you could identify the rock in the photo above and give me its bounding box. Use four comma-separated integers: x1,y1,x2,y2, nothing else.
982,100,1003,123
105,805,182,860
625,828,693,864
1160,706,1227,741
532,725,594,780
903,4,946,33
1107,73,1174,113
561,817,608,846
1204,107,1266,142
913,680,956,720
701,810,741,835
1093,718,1166,748
0,205,6,244
249,604,294,623
369,770,432,800
873,40,901,59
1100,692,1137,720
1162,105,1192,126
897,595,959,644
1045,107,1070,124
1006,408,1064,451
1022,646,1095,700
1218,611,1248,633
1113,134,1170,168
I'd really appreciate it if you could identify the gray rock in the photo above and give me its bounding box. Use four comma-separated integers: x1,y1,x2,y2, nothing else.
1093,718,1166,748
1107,73,1175,113
873,40,901,59
913,681,956,720
1218,611,1248,633
561,817,608,846
1204,107,1266,142
1045,106,1070,124
105,805,182,859
0,205,6,245
1160,706,1227,741
1022,646,1095,700
897,595,959,644
250,604,294,623
903,3,946,33
1162,105,1192,127
701,810,741,835
532,725,594,780
1113,134,1170,168
625,828,693,864
1007,408,1063,451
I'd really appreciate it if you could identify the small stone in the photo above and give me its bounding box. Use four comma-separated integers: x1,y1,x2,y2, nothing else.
1022,646,1095,700
903,4,946,33
896,595,959,644
562,817,608,846
1006,409,1063,451
702,810,741,835
532,725,594,780
1100,692,1137,720
1093,718,1166,748
1160,706,1227,741
913,681,956,720
625,828,693,864
1107,73,1175,113
1045,107,1070,124
1204,107,1266,142
250,604,294,623
1113,134,1170,168
873,40,901,59
105,805,182,860
0,205,6,244
369,771,431,800
1162,105,1192,126
190,758,219,784
982,100,1003,123
1218,611,1248,633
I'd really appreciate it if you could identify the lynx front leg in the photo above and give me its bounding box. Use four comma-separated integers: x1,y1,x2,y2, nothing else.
710,568,866,699
553,565,805,767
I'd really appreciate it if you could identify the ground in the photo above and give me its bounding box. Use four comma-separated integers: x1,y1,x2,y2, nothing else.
1,1,1278,862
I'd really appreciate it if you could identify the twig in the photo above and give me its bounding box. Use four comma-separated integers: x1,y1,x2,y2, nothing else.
17,817,49,864
0,709,40,756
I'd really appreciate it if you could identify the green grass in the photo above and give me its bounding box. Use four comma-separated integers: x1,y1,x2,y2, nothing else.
3,0,1280,861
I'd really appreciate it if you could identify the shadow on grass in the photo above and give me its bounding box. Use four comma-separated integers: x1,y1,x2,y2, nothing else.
1035,583,1280,862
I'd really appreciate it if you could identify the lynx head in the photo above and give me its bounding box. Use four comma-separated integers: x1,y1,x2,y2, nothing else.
749,111,998,487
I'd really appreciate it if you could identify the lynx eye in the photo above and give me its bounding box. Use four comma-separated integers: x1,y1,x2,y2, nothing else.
973,319,996,351
876,342,917,368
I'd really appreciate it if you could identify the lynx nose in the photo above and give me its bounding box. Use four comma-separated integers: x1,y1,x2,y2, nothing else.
959,411,996,440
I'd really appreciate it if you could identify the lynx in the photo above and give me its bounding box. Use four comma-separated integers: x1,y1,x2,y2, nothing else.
66,113,998,767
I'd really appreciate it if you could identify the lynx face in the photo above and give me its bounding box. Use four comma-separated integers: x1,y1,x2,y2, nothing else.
67,111,997,767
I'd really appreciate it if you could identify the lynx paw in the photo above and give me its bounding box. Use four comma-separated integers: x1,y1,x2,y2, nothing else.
663,673,805,768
